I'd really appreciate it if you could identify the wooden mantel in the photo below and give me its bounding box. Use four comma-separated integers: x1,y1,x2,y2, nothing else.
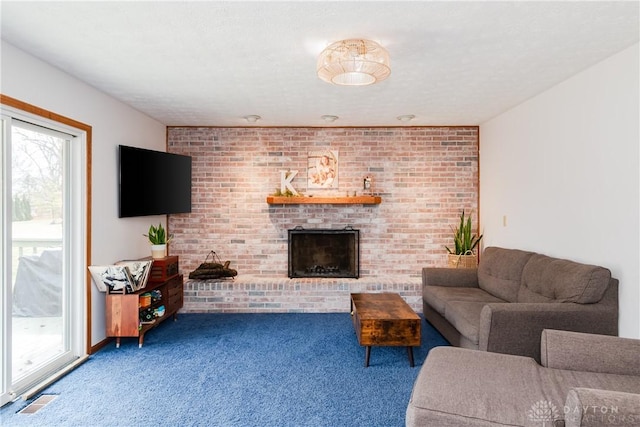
266,195,381,205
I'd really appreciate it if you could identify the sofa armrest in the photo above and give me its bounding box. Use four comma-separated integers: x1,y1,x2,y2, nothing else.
422,267,479,288
478,303,618,362
564,388,640,427
540,329,640,375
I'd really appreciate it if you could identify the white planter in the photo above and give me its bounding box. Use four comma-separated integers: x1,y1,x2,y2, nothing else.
151,244,167,259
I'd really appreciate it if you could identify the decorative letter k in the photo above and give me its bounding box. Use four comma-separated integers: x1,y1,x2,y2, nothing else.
280,170,299,195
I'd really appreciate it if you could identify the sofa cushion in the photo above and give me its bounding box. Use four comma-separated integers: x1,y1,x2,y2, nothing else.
407,347,564,426
564,388,640,427
518,254,611,303
423,286,505,316
443,301,489,345
477,247,534,302
541,330,640,376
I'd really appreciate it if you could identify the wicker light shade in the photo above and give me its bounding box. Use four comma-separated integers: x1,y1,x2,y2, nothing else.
317,39,391,86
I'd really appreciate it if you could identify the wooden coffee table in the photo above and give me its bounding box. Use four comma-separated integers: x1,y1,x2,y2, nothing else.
350,292,421,367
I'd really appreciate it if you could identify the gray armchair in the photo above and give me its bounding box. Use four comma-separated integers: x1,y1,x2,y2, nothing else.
406,329,640,427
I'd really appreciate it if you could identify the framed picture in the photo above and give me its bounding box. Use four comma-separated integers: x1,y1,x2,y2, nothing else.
308,149,339,189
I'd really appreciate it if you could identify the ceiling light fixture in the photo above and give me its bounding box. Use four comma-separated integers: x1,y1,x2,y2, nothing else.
317,39,391,86
321,115,339,123
397,114,416,123
244,115,261,123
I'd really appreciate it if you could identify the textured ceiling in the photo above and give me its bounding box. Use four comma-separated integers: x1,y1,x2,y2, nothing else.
1,1,638,127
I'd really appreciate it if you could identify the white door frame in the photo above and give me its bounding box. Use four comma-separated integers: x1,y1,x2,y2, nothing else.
1,99,90,406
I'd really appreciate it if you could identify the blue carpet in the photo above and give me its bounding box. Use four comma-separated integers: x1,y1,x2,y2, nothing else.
1,313,449,427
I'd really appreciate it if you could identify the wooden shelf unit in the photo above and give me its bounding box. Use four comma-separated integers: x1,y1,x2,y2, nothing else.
106,256,183,348
266,195,381,205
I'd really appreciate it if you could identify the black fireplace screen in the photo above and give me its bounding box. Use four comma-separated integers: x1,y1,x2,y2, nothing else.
288,227,359,278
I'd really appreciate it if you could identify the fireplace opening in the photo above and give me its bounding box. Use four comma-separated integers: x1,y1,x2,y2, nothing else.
288,227,359,278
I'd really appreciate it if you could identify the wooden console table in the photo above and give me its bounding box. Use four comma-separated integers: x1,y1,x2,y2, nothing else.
106,256,183,348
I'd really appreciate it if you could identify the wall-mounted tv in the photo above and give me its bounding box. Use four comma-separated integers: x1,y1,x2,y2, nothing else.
118,145,192,218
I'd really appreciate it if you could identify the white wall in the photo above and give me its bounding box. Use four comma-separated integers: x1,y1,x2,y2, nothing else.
1,41,168,346
480,43,640,338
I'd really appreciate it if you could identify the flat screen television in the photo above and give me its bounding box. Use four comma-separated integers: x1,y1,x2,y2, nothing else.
118,145,192,218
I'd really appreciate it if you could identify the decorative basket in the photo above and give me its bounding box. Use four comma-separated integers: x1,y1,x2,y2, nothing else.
448,253,478,269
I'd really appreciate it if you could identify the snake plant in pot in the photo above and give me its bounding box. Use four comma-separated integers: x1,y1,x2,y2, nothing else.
144,223,173,259
445,210,483,268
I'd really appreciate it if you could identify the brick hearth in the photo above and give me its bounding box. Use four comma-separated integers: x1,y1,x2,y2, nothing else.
183,275,422,313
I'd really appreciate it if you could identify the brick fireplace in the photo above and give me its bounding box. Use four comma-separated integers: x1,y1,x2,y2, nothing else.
288,227,359,278
167,126,479,313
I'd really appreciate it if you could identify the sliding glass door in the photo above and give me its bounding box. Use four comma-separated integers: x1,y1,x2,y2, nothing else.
1,104,88,406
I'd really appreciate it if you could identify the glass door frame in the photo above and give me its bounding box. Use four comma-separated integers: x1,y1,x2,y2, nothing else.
1,95,92,406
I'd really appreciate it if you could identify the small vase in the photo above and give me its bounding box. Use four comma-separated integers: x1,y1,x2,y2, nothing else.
151,244,167,259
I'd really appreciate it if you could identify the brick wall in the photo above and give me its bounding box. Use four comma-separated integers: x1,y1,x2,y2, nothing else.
167,126,479,312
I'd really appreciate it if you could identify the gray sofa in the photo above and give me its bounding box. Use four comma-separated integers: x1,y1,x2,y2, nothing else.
422,246,618,361
406,329,640,426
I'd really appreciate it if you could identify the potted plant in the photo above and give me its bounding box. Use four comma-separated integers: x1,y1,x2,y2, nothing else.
445,210,483,268
144,223,172,259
